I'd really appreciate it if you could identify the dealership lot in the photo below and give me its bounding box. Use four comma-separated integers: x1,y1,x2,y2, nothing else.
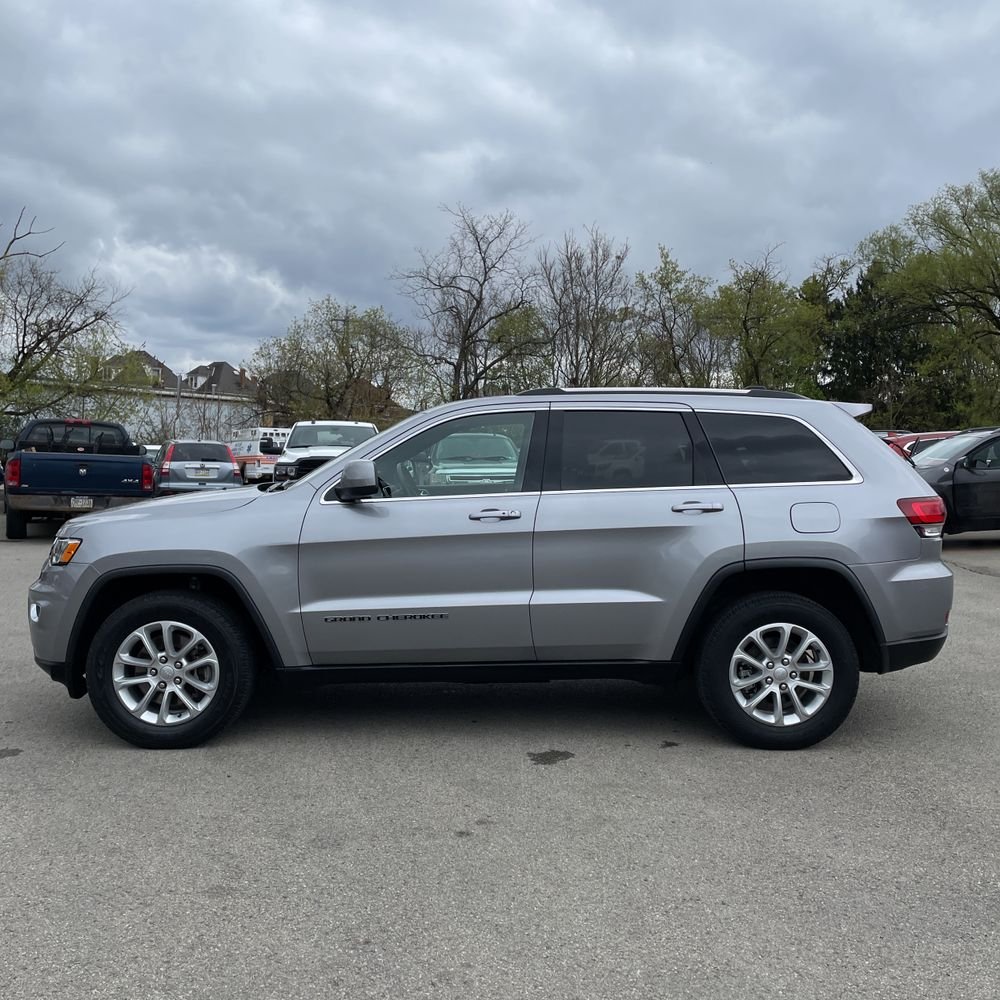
1,518,999,999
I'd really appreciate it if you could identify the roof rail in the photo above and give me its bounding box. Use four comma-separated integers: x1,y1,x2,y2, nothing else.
517,386,807,399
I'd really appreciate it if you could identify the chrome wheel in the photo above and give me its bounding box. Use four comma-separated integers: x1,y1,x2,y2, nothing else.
729,622,834,727
111,620,220,726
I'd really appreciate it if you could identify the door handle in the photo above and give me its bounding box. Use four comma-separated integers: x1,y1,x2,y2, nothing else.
671,501,725,514
469,508,522,521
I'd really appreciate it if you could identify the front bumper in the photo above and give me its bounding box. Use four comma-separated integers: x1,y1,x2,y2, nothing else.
28,561,94,697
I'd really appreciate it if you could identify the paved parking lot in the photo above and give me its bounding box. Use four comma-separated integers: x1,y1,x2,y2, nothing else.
1,516,999,999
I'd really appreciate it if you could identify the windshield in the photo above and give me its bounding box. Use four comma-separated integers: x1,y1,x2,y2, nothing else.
913,432,990,466
287,424,376,449
434,434,518,462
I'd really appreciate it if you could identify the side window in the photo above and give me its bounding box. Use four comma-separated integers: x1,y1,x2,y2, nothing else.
373,412,536,498
969,439,1000,468
699,412,853,484
555,411,693,490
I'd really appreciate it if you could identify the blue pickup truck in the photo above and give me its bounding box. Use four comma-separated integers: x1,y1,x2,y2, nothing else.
1,419,154,539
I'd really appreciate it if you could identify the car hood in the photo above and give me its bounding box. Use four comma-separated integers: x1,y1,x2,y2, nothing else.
65,487,260,529
914,461,953,480
279,446,350,463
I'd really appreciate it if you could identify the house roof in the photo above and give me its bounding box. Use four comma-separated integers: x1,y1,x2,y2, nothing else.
184,361,256,397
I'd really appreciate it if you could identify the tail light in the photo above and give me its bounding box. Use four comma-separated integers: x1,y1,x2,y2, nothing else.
4,457,20,488
897,496,947,537
141,461,154,492
226,446,242,479
159,443,175,475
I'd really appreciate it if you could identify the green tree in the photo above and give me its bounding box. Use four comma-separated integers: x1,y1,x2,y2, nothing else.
246,297,422,426
633,247,721,386
702,250,819,392
818,261,970,429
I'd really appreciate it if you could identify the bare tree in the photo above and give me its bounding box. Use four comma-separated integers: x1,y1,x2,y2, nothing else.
1,224,129,419
538,226,637,387
1,208,64,263
394,205,542,401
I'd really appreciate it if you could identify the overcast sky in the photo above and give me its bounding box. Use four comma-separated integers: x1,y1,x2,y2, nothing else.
3,0,999,375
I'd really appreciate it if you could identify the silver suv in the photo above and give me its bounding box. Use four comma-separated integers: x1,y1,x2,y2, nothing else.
28,388,953,750
152,440,243,495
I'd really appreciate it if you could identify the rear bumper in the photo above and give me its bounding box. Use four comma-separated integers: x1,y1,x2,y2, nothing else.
7,493,149,515
879,631,948,673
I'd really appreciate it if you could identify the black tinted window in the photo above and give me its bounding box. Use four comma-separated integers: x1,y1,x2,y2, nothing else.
23,421,128,450
556,411,693,490
699,412,852,484
172,443,230,462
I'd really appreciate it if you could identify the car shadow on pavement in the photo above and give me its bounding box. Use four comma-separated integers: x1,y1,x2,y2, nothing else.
232,674,712,743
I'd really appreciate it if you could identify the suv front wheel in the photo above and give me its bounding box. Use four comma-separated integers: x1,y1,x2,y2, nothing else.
86,591,257,749
696,592,860,750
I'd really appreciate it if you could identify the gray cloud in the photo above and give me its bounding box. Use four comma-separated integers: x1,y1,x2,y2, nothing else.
2,0,998,373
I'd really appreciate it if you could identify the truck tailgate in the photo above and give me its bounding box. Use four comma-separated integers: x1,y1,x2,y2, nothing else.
17,452,149,496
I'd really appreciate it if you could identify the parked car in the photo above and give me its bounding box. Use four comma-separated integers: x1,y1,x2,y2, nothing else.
415,431,521,489
152,440,243,495
272,420,378,482
28,387,952,751
586,438,647,483
885,431,959,457
913,429,1000,533
2,419,153,540
229,426,292,483
871,429,912,439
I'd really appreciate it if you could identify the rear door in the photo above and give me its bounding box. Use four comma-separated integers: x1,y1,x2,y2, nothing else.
530,404,744,662
298,406,547,665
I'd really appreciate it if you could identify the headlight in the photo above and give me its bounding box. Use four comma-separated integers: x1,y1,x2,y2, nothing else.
48,537,82,566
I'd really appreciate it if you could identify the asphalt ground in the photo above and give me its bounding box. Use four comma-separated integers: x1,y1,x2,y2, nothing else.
1,516,999,1000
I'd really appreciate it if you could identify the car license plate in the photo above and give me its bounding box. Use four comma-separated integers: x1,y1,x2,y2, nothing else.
192,468,212,478
70,497,94,509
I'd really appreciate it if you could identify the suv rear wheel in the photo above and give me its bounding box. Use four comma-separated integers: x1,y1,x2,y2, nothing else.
696,592,860,750
86,591,256,749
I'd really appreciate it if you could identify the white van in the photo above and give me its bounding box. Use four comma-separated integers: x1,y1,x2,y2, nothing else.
272,419,378,482
229,426,292,482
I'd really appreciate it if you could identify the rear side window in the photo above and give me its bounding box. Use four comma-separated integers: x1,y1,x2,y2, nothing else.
699,412,852,484
555,411,693,490
172,443,230,463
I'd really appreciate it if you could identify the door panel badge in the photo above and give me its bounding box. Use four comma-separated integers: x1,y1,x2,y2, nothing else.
323,612,450,624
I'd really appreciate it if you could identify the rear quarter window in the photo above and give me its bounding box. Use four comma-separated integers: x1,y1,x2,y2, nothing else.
698,412,853,484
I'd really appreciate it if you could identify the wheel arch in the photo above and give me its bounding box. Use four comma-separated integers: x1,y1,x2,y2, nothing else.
674,559,886,674
64,567,283,698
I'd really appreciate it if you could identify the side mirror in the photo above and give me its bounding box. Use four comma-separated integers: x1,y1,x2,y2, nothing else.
0,439,14,452
334,459,380,502
260,438,281,455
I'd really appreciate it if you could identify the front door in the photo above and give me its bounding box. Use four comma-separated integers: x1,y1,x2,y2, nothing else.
298,408,546,665
530,405,744,662
953,435,1000,528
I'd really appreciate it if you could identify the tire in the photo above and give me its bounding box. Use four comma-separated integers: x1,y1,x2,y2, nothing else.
86,591,257,749
5,506,27,539
695,592,860,750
